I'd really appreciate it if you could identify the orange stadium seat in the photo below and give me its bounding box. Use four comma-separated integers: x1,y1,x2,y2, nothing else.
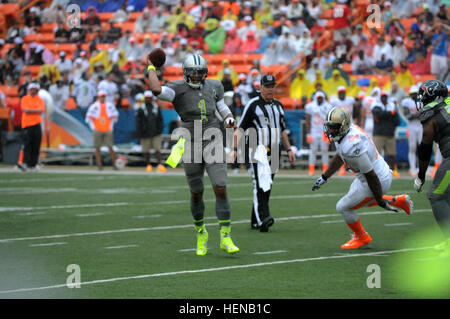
116,22,134,32
65,97,77,110
22,65,41,77
0,85,18,98
39,23,56,33
413,74,436,83
98,12,115,23
321,9,334,19
6,97,20,107
400,18,417,32
163,65,183,76
279,97,300,110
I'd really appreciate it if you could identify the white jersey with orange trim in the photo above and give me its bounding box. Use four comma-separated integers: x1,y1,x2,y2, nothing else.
330,96,355,119
334,124,391,183
305,100,333,135
361,95,377,136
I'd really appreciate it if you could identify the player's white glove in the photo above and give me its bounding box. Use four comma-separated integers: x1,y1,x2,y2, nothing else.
414,177,425,193
312,175,327,191
378,198,398,212
224,117,236,128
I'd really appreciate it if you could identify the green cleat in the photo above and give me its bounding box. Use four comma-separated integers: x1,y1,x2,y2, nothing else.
195,225,208,256
220,226,239,254
434,238,450,258
434,238,450,251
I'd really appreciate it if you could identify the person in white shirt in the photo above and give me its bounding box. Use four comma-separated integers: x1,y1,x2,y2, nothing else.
352,50,374,75
72,71,97,115
287,0,304,19
237,16,258,41
330,86,355,120
401,85,422,176
49,79,69,110
125,37,142,62
54,51,72,74
305,92,333,175
97,72,118,105
392,36,409,66
372,36,392,63
361,87,380,138
134,7,152,33
312,107,413,249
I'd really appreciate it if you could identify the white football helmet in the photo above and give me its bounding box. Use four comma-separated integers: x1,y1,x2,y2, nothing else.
324,107,351,142
182,54,208,89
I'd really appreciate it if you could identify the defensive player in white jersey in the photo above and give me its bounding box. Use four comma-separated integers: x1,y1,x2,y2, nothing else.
305,92,333,175
312,107,414,249
401,85,422,176
330,86,355,176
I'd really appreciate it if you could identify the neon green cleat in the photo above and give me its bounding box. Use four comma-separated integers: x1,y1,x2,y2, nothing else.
438,247,449,258
434,238,450,251
220,226,239,254
195,225,208,256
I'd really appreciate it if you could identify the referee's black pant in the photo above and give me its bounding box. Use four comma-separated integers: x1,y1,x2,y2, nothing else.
23,123,42,168
250,162,275,228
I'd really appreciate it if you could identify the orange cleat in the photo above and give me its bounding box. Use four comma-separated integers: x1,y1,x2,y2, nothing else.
391,194,414,215
392,169,401,178
341,232,372,249
145,164,153,172
308,164,315,176
156,164,167,173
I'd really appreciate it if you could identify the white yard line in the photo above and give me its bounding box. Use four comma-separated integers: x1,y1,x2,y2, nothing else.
16,212,47,216
253,250,288,255
0,246,431,295
0,209,431,243
29,242,67,247
384,223,413,227
76,213,105,217
104,244,139,250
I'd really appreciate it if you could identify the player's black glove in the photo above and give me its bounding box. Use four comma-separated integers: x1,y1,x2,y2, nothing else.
377,198,398,212
312,175,327,191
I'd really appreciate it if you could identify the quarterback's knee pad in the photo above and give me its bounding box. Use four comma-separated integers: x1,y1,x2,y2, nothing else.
188,178,204,194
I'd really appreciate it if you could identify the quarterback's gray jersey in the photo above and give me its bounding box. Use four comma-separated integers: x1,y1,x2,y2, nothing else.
158,79,225,139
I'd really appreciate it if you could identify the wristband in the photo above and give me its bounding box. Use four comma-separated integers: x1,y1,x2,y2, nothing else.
147,65,156,72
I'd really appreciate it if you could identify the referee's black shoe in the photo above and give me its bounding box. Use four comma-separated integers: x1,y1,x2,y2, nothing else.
259,216,274,232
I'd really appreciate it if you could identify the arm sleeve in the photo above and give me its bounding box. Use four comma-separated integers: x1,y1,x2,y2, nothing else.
156,86,176,102
345,152,373,174
216,98,232,119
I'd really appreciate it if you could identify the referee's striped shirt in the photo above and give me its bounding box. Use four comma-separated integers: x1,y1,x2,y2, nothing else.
237,95,287,149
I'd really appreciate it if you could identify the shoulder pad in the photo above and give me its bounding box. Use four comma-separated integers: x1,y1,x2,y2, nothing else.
419,102,438,123
341,133,365,157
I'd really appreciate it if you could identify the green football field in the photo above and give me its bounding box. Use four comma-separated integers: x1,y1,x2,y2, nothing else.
0,167,448,299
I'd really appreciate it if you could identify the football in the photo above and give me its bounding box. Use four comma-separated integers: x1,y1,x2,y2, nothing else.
148,48,166,68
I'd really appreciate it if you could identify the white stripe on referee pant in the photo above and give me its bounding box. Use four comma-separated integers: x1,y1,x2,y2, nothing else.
252,164,262,226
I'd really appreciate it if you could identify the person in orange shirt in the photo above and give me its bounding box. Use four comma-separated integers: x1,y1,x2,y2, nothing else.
85,90,119,171
19,82,45,171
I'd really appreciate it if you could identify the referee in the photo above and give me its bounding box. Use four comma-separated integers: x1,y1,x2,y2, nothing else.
229,74,296,232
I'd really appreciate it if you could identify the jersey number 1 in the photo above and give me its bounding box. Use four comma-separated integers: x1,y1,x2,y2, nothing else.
198,99,208,121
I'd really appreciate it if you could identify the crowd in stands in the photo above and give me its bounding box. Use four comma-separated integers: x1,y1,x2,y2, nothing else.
0,0,449,169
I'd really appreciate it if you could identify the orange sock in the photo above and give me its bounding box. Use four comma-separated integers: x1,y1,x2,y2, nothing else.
18,149,24,164
347,218,366,236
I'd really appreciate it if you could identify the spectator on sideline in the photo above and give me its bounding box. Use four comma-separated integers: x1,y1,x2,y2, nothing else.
371,91,401,177
135,90,165,173
85,90,119,171
18,82,45,172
